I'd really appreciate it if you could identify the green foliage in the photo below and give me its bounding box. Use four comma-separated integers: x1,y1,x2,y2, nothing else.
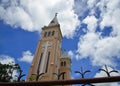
29,76,36,81
0,62,20,82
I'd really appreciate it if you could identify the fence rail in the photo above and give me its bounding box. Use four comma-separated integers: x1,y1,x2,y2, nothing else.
0,76,120,86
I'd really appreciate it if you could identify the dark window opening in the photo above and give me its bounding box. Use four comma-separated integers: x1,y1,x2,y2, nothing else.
44,32,47,37
61,61,66,67
45,52,50,73
37,53,43,74
64,61,66,66
52,31,55,36
61,62,63,66
48,31,51,36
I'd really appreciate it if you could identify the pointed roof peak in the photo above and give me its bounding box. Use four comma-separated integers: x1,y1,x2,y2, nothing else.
63,49,67,57
62,49,69,58
48,13,59,26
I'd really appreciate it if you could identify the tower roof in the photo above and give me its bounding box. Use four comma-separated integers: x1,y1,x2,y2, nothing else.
48,13,59,26
61,50,71,63
62,50,70,59
63,50,67,57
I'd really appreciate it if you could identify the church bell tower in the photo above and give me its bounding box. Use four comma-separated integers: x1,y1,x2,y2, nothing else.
27,14,71,81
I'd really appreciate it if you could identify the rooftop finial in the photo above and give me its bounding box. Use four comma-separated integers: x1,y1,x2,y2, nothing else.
55,13,58,17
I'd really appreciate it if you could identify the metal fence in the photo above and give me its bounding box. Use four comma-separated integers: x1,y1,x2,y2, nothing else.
0,76,120,86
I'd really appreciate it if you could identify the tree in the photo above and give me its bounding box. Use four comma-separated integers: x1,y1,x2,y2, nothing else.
0,62,20,82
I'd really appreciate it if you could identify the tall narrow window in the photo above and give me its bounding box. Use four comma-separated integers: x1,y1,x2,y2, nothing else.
61,62,63,66
45,52,50,73
52,31,55,36
64,61,66,66
48,31,51,36
37,53,43,74
44,32,47,37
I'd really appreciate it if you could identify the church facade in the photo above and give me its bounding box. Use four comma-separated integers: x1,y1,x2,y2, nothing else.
27,14,71,81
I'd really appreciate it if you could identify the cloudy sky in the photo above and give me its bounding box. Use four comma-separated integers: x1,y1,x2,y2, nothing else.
0,0,120,85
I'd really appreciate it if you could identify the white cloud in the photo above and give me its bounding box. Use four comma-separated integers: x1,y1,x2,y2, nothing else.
18,50,33,63
87,0,97,8
99,0,120,36
95,83,120,86
94,66,120,86
83,15,98,32
68,50,74,59
0,0,80,38
0,54,15,64
77,32,99,58
74,0,88,16
75,0,120,67
77,32,120,66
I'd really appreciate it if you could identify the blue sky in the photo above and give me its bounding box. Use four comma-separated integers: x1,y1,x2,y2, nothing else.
0,0,120,85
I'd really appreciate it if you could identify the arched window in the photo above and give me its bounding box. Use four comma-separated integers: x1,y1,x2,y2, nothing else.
52,31,55,36
48,31,51,36
44,32,47,37
37,53,43,73
61,62,63,66
64,61,66,66
45,52,50,73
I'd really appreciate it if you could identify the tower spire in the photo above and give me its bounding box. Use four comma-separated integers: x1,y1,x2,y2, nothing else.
48,13,59,26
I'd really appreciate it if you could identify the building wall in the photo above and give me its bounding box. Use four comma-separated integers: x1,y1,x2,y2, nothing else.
27,16,71,82
59,57,71,80
27,24,64,81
